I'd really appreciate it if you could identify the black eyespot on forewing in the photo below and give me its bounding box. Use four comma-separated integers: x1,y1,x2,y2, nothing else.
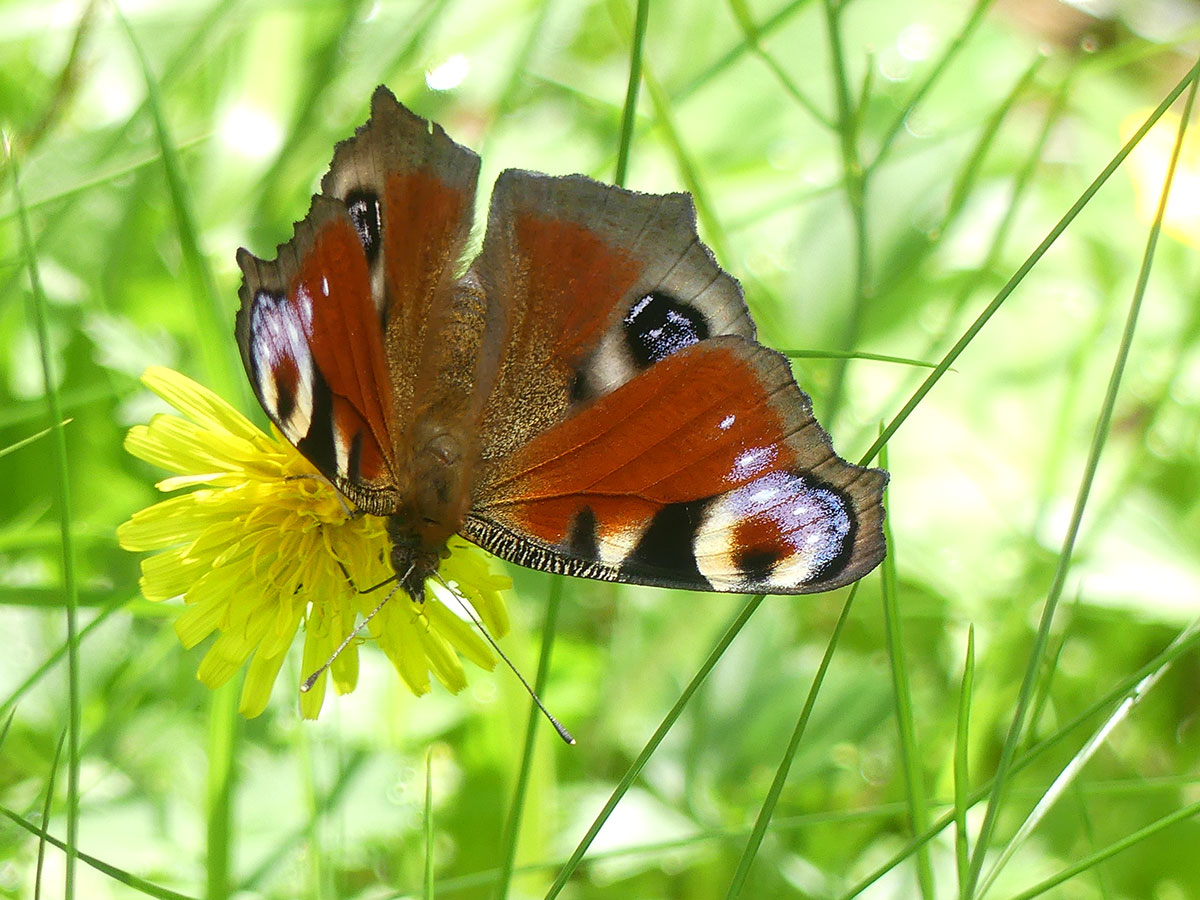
344,189,382,264
623,291,710,368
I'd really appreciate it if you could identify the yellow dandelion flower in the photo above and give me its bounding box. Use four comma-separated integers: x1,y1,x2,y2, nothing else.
118,366,511,719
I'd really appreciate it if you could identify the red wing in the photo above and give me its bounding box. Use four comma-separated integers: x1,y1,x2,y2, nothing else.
468,170,755,464
236,87,480,515
463,337,887,594
320,87,480,424
236,197,396,510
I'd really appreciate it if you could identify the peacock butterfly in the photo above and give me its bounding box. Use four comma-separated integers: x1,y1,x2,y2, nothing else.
235,86,888,603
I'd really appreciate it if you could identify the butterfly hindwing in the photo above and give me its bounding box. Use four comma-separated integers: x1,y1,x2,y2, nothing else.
464,336,887,594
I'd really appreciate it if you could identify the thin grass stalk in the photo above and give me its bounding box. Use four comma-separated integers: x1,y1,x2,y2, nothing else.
982,621,1200,899
860,55,1200,468
820,0,870,422
727,0,832,127
479,0,556,159
871,0,996,170
495,578,565,900
642,69,731,261
1004,798,1200,900
0,594,123,721
781,349,940,368
8,134,81,900
941,56,1045,233
1,805,200,900
543,594,765,898
873,64,1070,467
953,627,975,894
33,731,66,900
614,0,650,187
298,715,325,899
425,749,435,900
723,584,860,899
236,751,369,894
676,0,810,101
204,684,238,900
114,5,241,401
839,627,1200,898
878,469,935,900
962,59,1200,900
975,114,1200,867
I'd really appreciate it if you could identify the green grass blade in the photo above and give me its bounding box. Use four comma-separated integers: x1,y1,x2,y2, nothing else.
723,584,860,899
878,456,934,900
33,731,65,900
496,577,565,900
954,627,975,896
980,621,1200,899
780,349,941,369
7,132,81,900
839,627,1200,899
642,69,731,261
425,748,435,900
0,596,125,718
969,74,1200,898
860,54,1200,468
543,594,765,898
479,0,555,158
297,717,325,898
871,0,995,170
247,0,369,222
2,805,201,900
675,0,811,102
205,684,239,900
236,750,369,893
0,418,72,459
941,56,1045,234
113,3,241,400
820,0,869,422
614,0,650,187
1005,799,1200,900
727,0,832,127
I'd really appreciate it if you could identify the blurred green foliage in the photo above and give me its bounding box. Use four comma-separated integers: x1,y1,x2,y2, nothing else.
3,0,1200,898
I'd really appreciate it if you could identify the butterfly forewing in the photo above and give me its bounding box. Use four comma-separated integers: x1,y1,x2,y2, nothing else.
236,87,481,515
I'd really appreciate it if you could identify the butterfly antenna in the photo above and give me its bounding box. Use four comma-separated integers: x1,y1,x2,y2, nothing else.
433,572,575,746
300,566,410,693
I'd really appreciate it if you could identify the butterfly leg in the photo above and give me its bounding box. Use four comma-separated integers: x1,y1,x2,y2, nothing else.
331,556,397,595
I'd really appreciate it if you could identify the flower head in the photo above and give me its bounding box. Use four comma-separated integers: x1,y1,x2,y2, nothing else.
118,366,511,719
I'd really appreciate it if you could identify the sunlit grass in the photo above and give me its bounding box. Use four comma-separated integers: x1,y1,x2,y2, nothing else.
3,1,1200,898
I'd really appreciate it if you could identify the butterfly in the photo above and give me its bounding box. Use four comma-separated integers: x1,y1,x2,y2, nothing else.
235,86,888,604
